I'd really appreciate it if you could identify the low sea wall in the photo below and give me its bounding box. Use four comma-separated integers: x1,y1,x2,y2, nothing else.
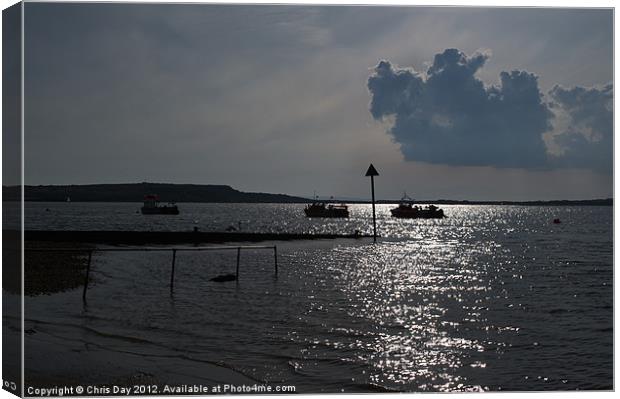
22,230,370,244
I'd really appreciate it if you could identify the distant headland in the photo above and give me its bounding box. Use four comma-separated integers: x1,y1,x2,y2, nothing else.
1,183,612,206
3,183,310,203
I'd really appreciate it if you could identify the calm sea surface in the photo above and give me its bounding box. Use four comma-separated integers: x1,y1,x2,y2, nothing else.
20,203,613,391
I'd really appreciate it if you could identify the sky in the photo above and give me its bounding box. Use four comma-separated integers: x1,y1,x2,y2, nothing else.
12,3,614,200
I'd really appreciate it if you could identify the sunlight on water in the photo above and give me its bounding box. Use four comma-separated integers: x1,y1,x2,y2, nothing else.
21,203,613,391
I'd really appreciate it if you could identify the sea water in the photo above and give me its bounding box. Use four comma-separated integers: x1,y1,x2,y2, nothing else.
18,203,613,391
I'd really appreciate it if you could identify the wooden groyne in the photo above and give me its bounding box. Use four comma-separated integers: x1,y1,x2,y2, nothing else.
23,230,371,245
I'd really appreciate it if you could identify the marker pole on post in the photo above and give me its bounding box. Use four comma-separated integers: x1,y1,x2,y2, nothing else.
365,164,379,243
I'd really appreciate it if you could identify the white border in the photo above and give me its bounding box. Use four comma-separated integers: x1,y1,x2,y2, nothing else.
0,2,616,399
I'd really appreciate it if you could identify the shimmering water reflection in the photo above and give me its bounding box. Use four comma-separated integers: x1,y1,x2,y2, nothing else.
23,204,612,391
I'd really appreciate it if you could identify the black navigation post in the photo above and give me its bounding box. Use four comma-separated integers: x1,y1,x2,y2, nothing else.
365,164,379,243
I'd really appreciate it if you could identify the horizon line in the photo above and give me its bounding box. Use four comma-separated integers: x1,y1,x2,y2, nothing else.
2,182,612,204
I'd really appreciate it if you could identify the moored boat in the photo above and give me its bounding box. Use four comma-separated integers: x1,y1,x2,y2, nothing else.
141,194,179,215
304,202,349,218
390,194,445,219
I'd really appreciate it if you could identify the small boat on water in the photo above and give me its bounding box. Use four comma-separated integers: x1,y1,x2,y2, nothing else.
304,202,350,218
390,194,445,219
141,194,179,215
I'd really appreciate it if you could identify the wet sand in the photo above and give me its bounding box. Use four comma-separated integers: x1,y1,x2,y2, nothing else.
22,319,259,390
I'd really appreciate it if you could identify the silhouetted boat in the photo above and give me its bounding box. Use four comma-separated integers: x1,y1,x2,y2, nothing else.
390,194,445,219
304,202,349,218
141,194,179,215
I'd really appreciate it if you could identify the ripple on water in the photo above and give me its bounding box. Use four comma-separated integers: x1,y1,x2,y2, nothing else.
23,204,612,391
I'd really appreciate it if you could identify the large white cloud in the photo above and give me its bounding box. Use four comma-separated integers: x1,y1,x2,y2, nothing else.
368,48,612,172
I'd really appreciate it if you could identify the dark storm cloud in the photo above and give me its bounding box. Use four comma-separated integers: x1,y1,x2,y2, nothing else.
367,49,612,171
546,84,613,171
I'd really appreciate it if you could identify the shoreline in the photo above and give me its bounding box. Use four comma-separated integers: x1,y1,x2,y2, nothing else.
19,315,260,391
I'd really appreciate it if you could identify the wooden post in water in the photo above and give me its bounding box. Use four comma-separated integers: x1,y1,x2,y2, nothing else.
365,164,380,243
170,249,177,294
82,250,93,301
236,247,241,279
273,246,278,276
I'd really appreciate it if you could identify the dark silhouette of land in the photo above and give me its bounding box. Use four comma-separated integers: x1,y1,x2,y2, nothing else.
3,182,310,203
2,182,612,205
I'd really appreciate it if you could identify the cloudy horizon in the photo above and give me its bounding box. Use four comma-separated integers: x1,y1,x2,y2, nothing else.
14,3,613,200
